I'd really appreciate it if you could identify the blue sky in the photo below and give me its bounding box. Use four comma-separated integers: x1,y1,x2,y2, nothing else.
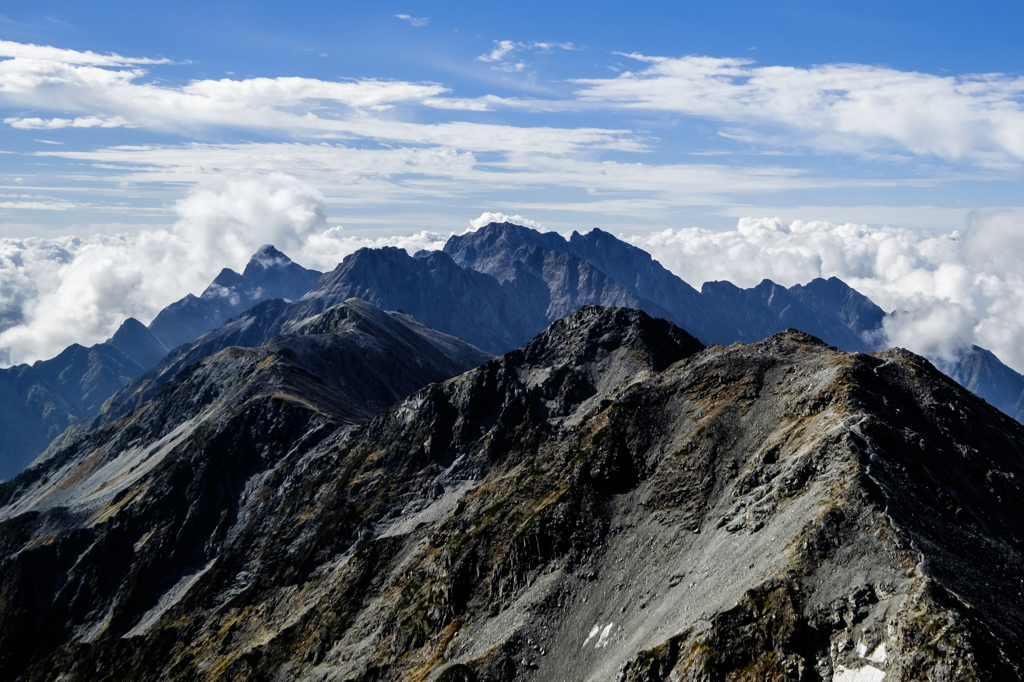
1,0,1022,238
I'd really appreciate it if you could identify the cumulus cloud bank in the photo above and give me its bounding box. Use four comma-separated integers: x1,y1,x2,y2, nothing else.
0,181,523,366
630,211,1024,372
0,175,326,365
4,186,1024,381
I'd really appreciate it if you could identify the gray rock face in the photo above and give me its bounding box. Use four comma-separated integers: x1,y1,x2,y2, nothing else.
2,306,1023,681
788,276,887,342
445,222,885,352
285,246,538,354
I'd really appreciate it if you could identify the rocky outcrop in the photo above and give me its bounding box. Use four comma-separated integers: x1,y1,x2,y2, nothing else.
2,305,1022,681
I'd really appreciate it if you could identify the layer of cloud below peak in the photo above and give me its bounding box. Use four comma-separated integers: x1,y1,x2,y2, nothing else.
3,176,1024,379
630,210,1024,371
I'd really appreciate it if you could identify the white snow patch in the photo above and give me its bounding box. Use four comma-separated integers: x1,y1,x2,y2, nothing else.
596,622,615,648
856,640,887,663
583,624,601,647
834,664,886,682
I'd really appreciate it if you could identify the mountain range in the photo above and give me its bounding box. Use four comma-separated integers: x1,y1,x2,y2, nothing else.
2,303,1023,680
5,222,1024,484
0,246,320,480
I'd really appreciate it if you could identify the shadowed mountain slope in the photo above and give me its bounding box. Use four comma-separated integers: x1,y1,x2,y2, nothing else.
2,307,1023,680
444,222,883,352
0,298,490,678
147,244,321,350
0,246,321,481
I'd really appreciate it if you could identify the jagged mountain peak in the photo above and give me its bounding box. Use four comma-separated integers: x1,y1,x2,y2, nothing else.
448,221,570,255
513,304,703,375
244,243,293,271
204,267,246,295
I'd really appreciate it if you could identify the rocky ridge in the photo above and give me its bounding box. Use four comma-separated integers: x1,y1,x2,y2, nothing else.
2,306,1022,680
0,298,490,677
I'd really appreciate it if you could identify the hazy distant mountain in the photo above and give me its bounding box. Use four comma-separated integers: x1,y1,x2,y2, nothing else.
284,246,539,354
147,244,320,349
444,222,673,327
0,245,321,481
444,222,885,352
4,306,1024,680
9,222,1024,485
945,345,1024,422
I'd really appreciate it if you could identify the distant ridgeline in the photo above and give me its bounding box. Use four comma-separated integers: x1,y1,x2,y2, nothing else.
1,222,1022,481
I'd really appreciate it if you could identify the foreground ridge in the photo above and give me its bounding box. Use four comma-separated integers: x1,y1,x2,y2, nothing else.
1,306,1023,681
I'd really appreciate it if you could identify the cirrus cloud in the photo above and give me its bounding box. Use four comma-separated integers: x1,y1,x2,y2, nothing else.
571,54,1024,164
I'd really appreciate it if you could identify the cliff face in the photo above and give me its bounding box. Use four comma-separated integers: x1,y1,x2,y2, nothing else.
2,305,1022,681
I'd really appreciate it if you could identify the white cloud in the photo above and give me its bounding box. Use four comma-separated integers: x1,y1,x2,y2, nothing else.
0,197,80,210
629,210,1024,372
0,39,456,136
477,41,518,63
571,54,1024,164
475,40,574,72
394,14,429,27
493,62,525,73
0,37,642,154
37,140,911,210
294,227,450,270
6,115,131,129
0,174,326,365
0,38,171,66
468,211,546,231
